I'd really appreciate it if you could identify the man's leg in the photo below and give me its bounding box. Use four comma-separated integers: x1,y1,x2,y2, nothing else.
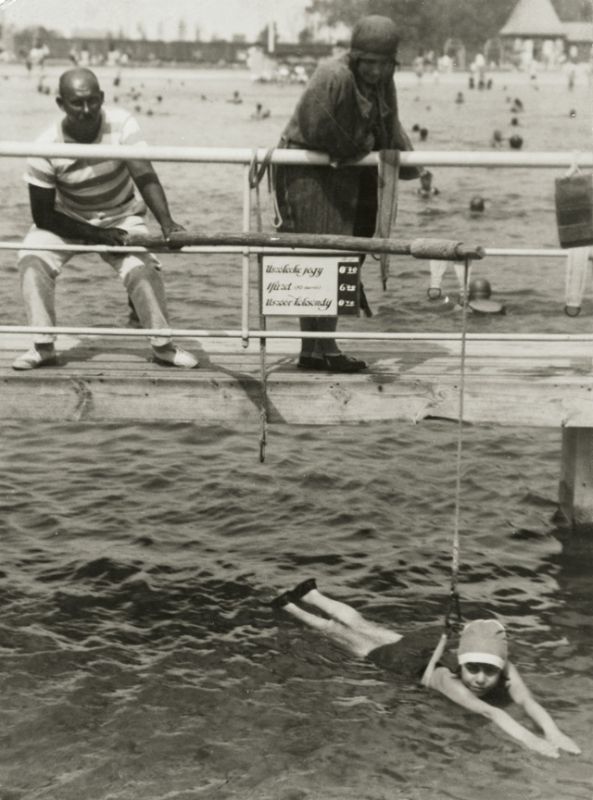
13,228,69,370
122,261,170,343
104,217,198,368
120,261,198,368
19,255,58,340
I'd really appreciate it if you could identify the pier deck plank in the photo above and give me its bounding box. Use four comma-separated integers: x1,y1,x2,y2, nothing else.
1,334,593,426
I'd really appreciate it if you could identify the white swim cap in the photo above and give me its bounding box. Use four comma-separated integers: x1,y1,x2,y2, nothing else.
458,619,507,670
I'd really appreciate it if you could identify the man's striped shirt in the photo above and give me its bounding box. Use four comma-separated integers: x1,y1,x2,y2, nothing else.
24,107,147,223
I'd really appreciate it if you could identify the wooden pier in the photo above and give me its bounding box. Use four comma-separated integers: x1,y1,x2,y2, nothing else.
2,332,593,525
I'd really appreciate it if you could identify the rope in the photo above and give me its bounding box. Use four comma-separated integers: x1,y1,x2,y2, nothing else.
422,258,472,685
258,318,269,464
445,255,472,629
249,149,269,463
248,146,282,230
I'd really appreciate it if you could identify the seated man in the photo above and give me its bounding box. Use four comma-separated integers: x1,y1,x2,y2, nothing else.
13,67,197,370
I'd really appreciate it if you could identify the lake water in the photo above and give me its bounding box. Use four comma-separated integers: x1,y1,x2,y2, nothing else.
1,63,593,799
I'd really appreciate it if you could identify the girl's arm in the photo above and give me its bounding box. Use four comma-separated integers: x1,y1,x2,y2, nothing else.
506,662,581,754
427,667,560,758
420,633,447,687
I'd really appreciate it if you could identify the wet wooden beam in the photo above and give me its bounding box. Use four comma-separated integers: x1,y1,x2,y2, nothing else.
2,334,593,428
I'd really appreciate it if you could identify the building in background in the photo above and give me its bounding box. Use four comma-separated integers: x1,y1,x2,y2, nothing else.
499,0,593,65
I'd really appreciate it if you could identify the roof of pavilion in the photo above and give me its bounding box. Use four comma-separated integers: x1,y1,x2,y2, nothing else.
500,0,567,36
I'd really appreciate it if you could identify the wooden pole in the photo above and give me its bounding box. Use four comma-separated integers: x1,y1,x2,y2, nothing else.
0,242,568,258
128,231,485,261
559,428,593,526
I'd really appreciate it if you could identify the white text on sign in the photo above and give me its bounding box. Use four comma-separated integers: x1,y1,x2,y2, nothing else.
261,255,361,317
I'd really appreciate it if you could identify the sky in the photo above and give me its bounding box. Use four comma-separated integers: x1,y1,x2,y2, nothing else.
0,0,312,41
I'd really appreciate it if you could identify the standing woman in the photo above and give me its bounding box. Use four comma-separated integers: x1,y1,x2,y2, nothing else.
274,15,420,372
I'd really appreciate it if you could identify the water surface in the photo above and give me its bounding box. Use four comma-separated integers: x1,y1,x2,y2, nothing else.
0,63,592,799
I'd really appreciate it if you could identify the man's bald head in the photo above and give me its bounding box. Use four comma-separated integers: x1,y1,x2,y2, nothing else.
56,68,105,143
58,68,101,99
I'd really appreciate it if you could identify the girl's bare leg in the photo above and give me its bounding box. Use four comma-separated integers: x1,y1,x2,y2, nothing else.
283,601,379,657
300,588,402,649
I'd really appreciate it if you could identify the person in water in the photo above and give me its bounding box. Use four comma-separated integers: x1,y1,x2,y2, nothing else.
417,169,439,198
272,579,580,758
430,277,505,315
465,277,505,314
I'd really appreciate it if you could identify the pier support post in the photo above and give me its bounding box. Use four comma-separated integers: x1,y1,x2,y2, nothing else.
559,428,593,526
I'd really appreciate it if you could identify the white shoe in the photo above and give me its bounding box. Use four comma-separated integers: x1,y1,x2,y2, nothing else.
12,345,57,371
152,343,199,369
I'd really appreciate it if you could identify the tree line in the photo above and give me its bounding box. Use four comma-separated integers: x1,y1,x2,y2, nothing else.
308,0,521,51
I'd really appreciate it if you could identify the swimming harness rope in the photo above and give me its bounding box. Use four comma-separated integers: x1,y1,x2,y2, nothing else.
421,258,471,685
446,255,472,629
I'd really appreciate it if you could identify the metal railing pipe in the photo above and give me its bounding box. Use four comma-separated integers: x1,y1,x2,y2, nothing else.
1,141,592,169
3,325,593,343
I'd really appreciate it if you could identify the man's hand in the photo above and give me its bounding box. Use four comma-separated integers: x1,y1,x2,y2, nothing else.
96,227,129,246
162,220,186,248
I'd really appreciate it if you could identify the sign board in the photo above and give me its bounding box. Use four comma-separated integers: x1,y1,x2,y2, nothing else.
261,255,361,317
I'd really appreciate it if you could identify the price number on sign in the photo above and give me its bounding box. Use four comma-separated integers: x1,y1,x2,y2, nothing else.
337,261,361,316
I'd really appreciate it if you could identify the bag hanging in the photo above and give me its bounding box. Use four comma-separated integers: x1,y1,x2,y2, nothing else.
555,171,593,249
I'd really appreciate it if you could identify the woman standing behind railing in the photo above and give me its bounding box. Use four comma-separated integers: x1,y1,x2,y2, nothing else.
273,14,421,373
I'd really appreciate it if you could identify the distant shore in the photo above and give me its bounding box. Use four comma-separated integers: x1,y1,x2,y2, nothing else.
1,60,589,88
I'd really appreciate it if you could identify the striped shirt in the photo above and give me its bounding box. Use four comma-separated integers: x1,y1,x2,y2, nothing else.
24,107,147,223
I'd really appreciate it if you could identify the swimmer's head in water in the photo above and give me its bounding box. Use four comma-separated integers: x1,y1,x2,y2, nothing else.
420,170,433,190
469,278,492,300
458,619,507,671
509,134,523,150
469,196,485,213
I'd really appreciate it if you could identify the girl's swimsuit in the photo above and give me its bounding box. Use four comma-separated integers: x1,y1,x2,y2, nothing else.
367,627,512,704
367,626,443,680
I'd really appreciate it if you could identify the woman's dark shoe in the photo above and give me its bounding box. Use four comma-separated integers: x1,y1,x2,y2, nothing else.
297,353,367,373
292,578,317,600
322,353,367,373
297,355,326,370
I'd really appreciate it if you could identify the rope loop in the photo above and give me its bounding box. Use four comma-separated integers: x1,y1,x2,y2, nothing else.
248,147,275,189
